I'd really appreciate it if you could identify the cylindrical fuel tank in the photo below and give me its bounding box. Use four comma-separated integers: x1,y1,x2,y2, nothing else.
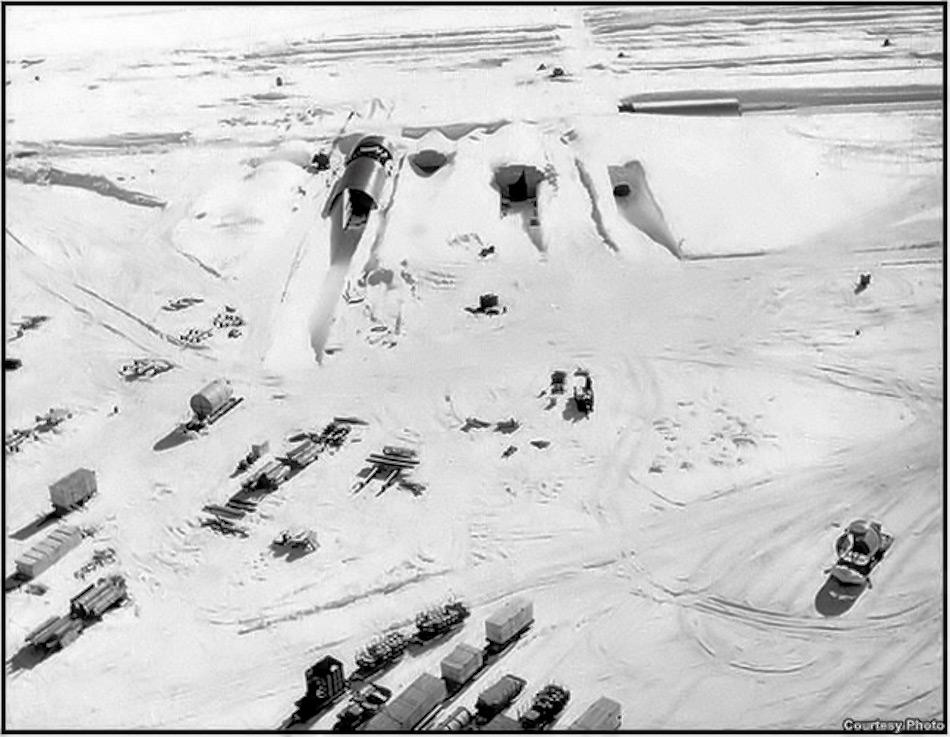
190,378,233,419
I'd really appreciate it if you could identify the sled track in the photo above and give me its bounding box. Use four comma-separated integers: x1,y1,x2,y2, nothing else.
689,593,940,637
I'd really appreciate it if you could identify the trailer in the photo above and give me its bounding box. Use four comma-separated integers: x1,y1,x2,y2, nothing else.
568,697,622,731
25,614,83,652
186,378,243,430
15,525,82,578
364,672,447,731
70,575,127,619
49,468,97,513
485,597,534,653
440,643,484,688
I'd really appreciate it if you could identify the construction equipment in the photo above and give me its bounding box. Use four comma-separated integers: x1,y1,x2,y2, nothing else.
119,357,174,380
550,370,567,394
520,684,570,730
272,528,319,553
830,520,893,586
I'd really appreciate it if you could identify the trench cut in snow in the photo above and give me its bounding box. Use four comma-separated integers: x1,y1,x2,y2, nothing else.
608,161,681,259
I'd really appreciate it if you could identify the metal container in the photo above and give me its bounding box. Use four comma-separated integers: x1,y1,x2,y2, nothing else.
568,697,622,731
438,706,473,731
485,597,533,647
26,614,83,650
49,468,97,512
189,379,233,419
365,673,446,731
440,643,483,685
16,525,82,578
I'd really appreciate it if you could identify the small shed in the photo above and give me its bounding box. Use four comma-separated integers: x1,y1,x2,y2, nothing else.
15,525,82,578
49,468,97,512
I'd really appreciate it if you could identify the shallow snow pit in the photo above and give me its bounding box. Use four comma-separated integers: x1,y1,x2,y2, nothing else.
409,149,452,176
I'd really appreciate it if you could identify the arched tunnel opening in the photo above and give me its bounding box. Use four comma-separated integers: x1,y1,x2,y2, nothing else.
410,149,450,176
493,165,544,222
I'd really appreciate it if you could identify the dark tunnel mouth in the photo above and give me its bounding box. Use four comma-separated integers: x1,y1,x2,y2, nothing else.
492,164,545,203
409,149,450,176
613,182,631,198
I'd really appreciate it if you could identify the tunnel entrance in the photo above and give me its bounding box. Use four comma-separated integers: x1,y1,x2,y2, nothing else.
493,165,544,223
409,149,450,176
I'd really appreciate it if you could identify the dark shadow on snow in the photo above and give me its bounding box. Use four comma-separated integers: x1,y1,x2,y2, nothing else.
152,425,194,452
9,511,61,541
814,576,867,617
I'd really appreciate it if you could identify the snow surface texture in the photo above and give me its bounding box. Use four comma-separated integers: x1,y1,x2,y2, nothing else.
4,5,944,731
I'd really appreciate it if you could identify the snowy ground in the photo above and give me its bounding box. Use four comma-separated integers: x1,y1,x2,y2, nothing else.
4,5,944,731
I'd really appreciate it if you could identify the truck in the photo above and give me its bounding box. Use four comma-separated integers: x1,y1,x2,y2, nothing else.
475,674,527,724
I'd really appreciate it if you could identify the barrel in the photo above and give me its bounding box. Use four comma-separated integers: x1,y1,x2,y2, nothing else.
190,379,233,419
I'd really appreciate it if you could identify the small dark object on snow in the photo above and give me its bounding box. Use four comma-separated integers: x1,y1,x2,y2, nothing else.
573,368,594,415
882,38,893,47
4,357,22,370
311,151,331,171
276,76,284,87
530,439,551,449
479,244,496,258
855,328,862,336
228,328,242,339
494,418,520,434
537,63,547,71
550,67,566,78
617,51,626,58
466,293,505,316
613,182,631,197
550,370,567,394
854,273,871,294
502,445,518,458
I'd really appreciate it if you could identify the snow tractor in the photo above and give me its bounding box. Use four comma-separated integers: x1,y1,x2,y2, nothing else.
572,369,594,415
830,519,893,587
520,684,570,730
333,683,392,731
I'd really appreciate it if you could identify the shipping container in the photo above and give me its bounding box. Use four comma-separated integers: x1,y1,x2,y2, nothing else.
440,643,484,686
49,468,97,512
15,525,82,578
568,697,622,731
365,673,446,731
485,597,534,647
189,378,233,419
